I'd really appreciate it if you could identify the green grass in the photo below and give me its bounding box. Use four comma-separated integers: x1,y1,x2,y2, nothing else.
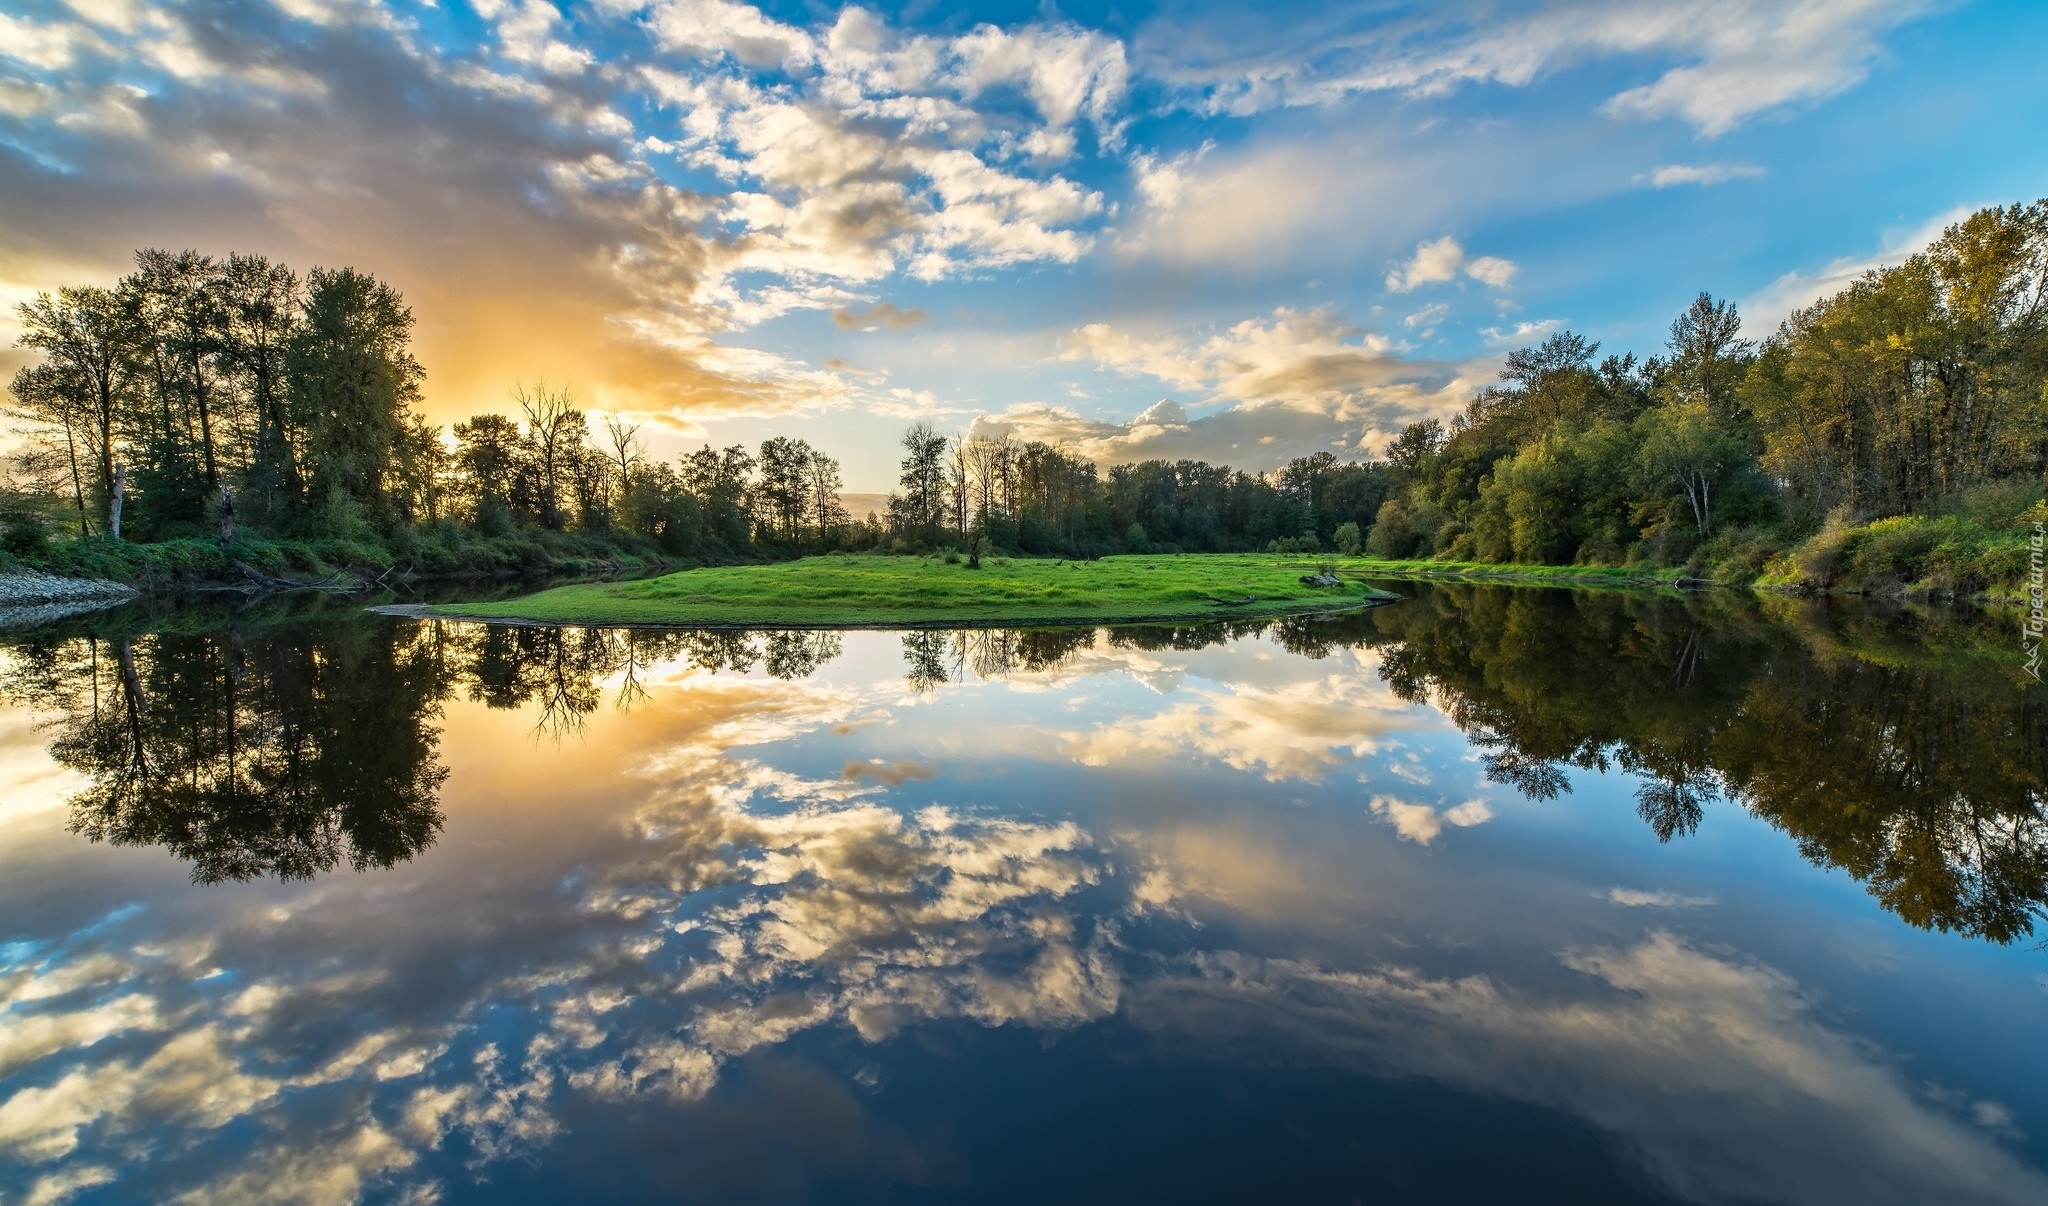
428,553,1404,627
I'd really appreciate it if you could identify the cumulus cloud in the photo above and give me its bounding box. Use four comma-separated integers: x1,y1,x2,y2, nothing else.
972,306,1485,469
1386,236,1516,292
0,0,1116,425
1068,662,1430,781
1368,795,1493,844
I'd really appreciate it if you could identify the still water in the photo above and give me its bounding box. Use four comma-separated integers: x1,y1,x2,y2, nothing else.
1,585,2044,1205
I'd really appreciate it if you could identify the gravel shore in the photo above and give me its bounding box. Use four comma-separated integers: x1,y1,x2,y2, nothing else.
0,571,137,628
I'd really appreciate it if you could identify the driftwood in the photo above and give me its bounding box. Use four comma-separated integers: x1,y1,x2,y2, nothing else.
232,560,354,595
1298,573,1344,588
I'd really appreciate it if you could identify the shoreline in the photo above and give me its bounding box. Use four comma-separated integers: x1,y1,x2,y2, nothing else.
374,598,1396,631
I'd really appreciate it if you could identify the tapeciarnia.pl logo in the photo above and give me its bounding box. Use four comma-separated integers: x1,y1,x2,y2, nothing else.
2026,519,2044,683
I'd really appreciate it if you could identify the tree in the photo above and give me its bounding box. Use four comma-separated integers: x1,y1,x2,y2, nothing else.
513,381,582,530
13,285,132,530
680,443,755,550
806,446,846,540
1334,521,1362,555
452,413,521,533
1664,292,1753,429
217,254,304,521
7,363,95,535
1634,404,1748,536
896,421,950,538
756,436,813,542
290,267,423,531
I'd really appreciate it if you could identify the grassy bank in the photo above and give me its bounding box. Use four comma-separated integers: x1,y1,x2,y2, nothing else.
427,553,1400,627
0,525,679,594
1752,507,2045,602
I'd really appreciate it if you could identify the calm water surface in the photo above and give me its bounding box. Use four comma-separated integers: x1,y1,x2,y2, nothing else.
1,585,2044,1205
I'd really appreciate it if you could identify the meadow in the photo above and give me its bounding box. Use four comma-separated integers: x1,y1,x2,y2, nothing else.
428,553,1407,627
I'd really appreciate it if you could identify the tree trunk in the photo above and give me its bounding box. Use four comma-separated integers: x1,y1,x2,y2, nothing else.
218,485,235,545
109,463,126,540
61,412,91,538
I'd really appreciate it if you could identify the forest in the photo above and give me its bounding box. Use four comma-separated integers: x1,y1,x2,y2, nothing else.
5,198,2045,595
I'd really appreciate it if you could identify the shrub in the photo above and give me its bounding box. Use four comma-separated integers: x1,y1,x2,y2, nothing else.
1333,521,1362,556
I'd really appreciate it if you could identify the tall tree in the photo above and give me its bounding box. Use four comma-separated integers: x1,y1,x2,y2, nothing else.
289,267,423,530
14,285,132,528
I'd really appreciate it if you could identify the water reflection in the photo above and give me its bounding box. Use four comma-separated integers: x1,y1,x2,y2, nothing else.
4,591,2043,943
4,624,446,883
1359,587,2048,943
0,590,2043,1204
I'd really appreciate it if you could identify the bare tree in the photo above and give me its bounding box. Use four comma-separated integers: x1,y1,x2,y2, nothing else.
515,381,583,529
602,413,643,507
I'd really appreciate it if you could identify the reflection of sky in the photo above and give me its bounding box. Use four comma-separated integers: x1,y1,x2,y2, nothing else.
2,628,2046,1206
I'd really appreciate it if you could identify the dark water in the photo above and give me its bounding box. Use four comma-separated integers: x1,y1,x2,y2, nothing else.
1,585,2044,1205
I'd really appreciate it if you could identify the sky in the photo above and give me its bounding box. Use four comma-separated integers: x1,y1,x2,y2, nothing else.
2,0,2046,492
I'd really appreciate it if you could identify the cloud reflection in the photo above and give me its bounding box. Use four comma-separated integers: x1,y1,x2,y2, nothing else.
0,618,2041,1205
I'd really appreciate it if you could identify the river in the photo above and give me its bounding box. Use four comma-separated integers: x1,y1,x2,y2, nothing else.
1,584,2043,1204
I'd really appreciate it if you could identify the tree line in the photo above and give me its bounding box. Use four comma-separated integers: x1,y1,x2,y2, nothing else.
3,250,865,562
879,201,2044,573
9,201,2045,577
1367,201,2047,577
884,420,1392,557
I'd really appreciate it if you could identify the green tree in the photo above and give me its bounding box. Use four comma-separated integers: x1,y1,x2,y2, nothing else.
288,267,423,532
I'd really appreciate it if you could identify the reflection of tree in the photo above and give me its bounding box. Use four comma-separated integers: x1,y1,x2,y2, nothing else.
902,630,951,692
897,627,1098,688
452,626,849,735
762,631,842,680
4,613,864,881
1362,585,2048,944
14,621,450,883
1713,654,2048,943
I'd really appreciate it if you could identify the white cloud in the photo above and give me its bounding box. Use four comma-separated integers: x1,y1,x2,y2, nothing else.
1132,931,2048,1206
1144,0,1932,137
1068,664,1428,781
1642,162,1766,188
1605,887,1716,908
1369,794,1492,844
1386,236,1516,292
974,306,1485,468
1481,317,1566,347
1739,205,1969,334
1402,303,1449,330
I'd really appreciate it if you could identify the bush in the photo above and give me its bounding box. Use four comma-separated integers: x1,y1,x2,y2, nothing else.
1,515,50,558
1333,521,1362,556
1367,499,1413,558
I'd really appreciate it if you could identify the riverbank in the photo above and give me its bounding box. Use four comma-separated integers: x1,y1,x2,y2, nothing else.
419,553,1401,628
0,528,680,598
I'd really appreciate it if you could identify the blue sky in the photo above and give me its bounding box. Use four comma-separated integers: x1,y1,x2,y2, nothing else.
2,0,2044,490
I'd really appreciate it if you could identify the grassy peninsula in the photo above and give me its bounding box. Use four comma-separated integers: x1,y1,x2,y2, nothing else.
425,554,1400,627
